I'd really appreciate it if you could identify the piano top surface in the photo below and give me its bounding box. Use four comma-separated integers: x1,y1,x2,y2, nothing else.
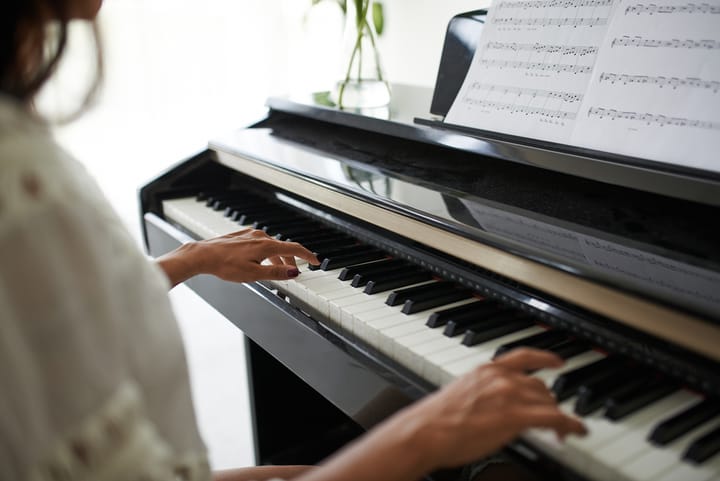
208,86,720,324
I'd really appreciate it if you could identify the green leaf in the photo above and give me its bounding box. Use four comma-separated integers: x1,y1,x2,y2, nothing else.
336,0,347,15
372,1,384,36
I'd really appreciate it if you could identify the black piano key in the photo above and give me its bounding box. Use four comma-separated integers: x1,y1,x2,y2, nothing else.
351,262,417,287
547,339,591,360
266,223,324,239
316,244,377,264
650,400,720,446
236,208,289,225
386,281,451,306
462,313,535,346
224,201,268,217
364,271,434,294
551,356,623,402
442,304,511,337
494,329,568,358
401,288,473,315
684,425,720,464
284,227,341,240
203,192,246,207
338,258,405,281
300,238,355,254
605,379,677,421
252,215,302,229
320,250,388,271
575,371,648,416
263,222,316,237
427,300,498,328
211,194,260,210
196,191,212,202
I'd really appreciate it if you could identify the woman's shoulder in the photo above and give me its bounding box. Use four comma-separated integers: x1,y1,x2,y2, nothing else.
0,96,94,225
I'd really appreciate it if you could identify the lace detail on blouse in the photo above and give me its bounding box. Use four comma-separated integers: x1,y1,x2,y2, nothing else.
29,382,210,481
0,96,209,480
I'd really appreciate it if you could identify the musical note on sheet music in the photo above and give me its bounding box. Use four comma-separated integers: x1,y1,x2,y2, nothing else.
480,59,594,74
465,100,578,119
497,0,614,8
469,83,585,103
611,35,720,49
494,16,609,27
587,107,720,130
485,42,599,56
598,73,720,92
625,2,720,15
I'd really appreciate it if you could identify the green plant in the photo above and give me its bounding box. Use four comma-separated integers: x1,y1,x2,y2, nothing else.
311,0,385,36
309,0,389,108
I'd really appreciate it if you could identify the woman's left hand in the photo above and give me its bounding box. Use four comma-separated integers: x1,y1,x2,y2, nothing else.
157,228,320,287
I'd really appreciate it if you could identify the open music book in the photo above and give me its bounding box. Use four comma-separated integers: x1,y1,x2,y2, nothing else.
445,0,720,174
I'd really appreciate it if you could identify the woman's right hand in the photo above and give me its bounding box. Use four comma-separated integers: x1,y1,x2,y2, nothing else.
293,348,586,481
390,348,587,471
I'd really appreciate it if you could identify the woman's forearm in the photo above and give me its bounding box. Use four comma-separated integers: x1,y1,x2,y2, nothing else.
214,465,314,481
293,412,434,481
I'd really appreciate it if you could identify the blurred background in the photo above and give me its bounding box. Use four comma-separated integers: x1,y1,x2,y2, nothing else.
40,0,486,470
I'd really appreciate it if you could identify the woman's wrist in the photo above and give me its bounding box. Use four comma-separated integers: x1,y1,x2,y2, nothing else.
156,241,206,287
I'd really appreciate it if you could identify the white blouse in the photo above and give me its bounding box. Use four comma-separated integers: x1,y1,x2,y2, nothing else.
0,96,210,481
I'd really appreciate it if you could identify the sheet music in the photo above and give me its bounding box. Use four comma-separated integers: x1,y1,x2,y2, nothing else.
446,0,720,173
571,0,720,171
446,0,618,143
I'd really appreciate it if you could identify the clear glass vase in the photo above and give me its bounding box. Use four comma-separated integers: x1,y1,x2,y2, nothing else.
330,0,391,110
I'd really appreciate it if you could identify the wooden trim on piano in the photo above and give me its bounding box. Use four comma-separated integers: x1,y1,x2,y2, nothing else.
216,151,720,363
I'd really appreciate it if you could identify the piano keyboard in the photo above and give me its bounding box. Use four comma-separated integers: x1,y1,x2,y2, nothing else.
162,191,720,481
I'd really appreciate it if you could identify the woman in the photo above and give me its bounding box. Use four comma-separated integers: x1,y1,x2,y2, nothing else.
0,1,586,480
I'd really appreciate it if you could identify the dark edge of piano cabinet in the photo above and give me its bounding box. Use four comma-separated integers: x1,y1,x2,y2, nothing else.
143,211,594,481
139,149,229,252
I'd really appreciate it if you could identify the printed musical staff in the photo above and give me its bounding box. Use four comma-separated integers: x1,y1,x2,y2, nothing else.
463,99,578,119
599,72,720,92
497,0,614,9
469,83,584,103
480,59,593,74
486,41,599,56
611,36,720,49
588,107,720,130
494,16,609,26
625,2,720,15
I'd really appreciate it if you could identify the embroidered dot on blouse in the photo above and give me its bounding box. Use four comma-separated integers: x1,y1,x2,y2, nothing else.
21,172,42,199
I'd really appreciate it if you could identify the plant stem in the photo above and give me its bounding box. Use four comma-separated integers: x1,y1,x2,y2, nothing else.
338,28,363,107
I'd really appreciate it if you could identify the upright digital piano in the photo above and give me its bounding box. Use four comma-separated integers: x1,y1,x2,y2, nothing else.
140,10,720,481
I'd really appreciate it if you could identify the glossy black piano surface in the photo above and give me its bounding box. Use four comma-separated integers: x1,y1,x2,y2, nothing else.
140,85,720,481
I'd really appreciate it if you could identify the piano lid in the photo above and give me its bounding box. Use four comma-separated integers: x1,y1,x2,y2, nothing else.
209,89,720,325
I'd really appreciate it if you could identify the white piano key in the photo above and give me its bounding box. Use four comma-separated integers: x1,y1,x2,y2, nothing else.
655,455,720,481
619,417,720,481
353,307,409,343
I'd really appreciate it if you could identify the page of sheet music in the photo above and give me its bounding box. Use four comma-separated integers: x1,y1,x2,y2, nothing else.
446,0,619,143
445,0,720,173
571,0,720,171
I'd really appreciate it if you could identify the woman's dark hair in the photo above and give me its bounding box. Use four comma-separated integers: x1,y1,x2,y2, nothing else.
0,1,102,117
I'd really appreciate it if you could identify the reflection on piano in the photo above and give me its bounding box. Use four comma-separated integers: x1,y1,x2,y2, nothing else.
139,11,720,481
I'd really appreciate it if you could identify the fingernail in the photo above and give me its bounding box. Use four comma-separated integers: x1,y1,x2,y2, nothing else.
287,268,300,278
